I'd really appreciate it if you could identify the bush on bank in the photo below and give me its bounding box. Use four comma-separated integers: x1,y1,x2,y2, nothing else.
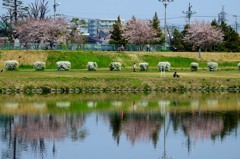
190,62,199,71
158,62,171,71
87,62,98,71
109,62,122,71
139,62,149,71
208,62,218,71
33,61,46,71
56,61,71,71
5,60,19,70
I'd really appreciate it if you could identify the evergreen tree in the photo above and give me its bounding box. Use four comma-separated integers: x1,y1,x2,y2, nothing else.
170,28,184,51
0,15,11,37
2,0,28,23
150,12,165,44
213,21,240,52
181,24,192,51
109,16,127,45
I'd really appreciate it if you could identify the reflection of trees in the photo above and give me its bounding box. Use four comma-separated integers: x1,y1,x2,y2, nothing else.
170,112,240,141
182,114,224,140
109,112,163,147
0,114,86,159
169,112,240,153
0,115,18,159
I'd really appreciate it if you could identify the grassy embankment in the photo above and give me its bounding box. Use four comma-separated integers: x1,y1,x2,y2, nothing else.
0,50,239,92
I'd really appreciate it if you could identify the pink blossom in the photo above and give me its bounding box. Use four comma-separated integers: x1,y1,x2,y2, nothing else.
184,21,224,49
15,18,69,43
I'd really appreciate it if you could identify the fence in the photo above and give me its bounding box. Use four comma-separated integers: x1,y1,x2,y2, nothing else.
0,43,168,52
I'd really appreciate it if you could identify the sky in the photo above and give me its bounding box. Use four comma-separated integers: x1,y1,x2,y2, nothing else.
1,0,240,27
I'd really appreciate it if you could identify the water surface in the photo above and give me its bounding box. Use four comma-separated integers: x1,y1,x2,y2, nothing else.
0,92,239,159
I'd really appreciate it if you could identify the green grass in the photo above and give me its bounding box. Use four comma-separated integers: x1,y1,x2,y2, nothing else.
46,51,121,69
0,50,239,90
0,69,239,90
141,55,201,67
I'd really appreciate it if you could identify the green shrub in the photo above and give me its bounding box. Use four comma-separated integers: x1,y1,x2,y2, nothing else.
190,62,199,71
5,60,19,70
56,61,71,71
207,62,218,71
158,62,171,71
109,62,122,71
87,62,98,71
139,62,149,71
33,61,46,71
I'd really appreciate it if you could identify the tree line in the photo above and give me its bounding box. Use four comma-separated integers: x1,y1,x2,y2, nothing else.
1,0,240,52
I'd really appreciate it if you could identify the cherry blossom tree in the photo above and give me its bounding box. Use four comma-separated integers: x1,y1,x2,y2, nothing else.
15,18,69,43
123,17,158,49
184,21,224,58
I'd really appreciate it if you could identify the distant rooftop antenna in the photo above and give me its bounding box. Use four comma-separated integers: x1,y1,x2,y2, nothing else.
182,3,197,24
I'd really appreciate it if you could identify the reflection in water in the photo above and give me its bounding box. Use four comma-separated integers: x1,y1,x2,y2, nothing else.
33,102,46,110
56,102,71,108
182,114,224,140
109,112,163,146
0,92,240,159
1,111,240,159
0,114,86,159
4,102,19,109
87,101,97,108
138,100,148,107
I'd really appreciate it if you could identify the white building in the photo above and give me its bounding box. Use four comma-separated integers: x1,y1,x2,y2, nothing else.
88,18,124,37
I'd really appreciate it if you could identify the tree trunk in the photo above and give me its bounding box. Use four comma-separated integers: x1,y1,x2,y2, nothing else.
198,48,201,58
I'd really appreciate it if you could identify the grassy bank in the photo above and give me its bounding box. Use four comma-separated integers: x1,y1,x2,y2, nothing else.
0,50,239,92
0,50,239,69
0,69,239,93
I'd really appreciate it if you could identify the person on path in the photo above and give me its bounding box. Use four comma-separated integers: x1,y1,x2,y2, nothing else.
133,63,136,72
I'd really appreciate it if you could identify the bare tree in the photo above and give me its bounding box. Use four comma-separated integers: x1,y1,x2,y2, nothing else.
27,0,50,20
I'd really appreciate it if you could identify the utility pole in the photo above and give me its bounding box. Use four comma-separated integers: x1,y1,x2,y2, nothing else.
218,6,227,24
233,15,238,33
182,3,197,24
53,0,60,19
158,0,174,48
